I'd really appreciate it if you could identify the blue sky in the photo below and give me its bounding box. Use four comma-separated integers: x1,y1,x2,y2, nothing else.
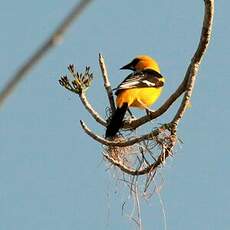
1,0,229,229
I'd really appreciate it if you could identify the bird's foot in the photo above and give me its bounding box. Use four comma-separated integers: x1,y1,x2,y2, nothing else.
128,116,137,122
145,108,155,116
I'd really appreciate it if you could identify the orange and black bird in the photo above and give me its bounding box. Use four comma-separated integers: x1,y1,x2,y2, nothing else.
105,55,165,138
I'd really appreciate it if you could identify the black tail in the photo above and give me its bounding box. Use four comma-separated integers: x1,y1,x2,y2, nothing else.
105,103,128,138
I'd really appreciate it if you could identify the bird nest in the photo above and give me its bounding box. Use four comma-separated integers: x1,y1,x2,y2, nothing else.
104,126,176,177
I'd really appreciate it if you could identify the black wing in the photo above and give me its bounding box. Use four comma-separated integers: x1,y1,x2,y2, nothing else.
114,69,164,95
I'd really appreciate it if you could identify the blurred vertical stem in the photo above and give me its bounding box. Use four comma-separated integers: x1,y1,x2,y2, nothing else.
0,0,93,107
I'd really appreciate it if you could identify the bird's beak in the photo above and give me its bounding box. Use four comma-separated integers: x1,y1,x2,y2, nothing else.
120,62,135,70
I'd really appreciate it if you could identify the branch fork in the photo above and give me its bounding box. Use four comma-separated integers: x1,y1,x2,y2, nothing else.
59,0,214,177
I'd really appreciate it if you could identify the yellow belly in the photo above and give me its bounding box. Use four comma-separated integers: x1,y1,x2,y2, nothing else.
116,87,162,109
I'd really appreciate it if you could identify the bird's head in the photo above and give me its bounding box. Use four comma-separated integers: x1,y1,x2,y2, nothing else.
120,55,160,72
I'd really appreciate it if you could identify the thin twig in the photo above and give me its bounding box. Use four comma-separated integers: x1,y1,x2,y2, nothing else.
133,185,142,230
0,0,93,107
99,53,116,113
79,92,107,126
154,180,168,230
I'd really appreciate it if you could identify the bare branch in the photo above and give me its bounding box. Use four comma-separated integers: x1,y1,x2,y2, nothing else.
98,53,116,113
80,120,161,147
0,0,93,107
79,93,107,126
172,0,214,127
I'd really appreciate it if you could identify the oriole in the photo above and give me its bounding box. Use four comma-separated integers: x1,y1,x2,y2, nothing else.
105,55,165,138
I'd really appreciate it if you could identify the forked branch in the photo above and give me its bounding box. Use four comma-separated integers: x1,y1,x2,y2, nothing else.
59,0,214,177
